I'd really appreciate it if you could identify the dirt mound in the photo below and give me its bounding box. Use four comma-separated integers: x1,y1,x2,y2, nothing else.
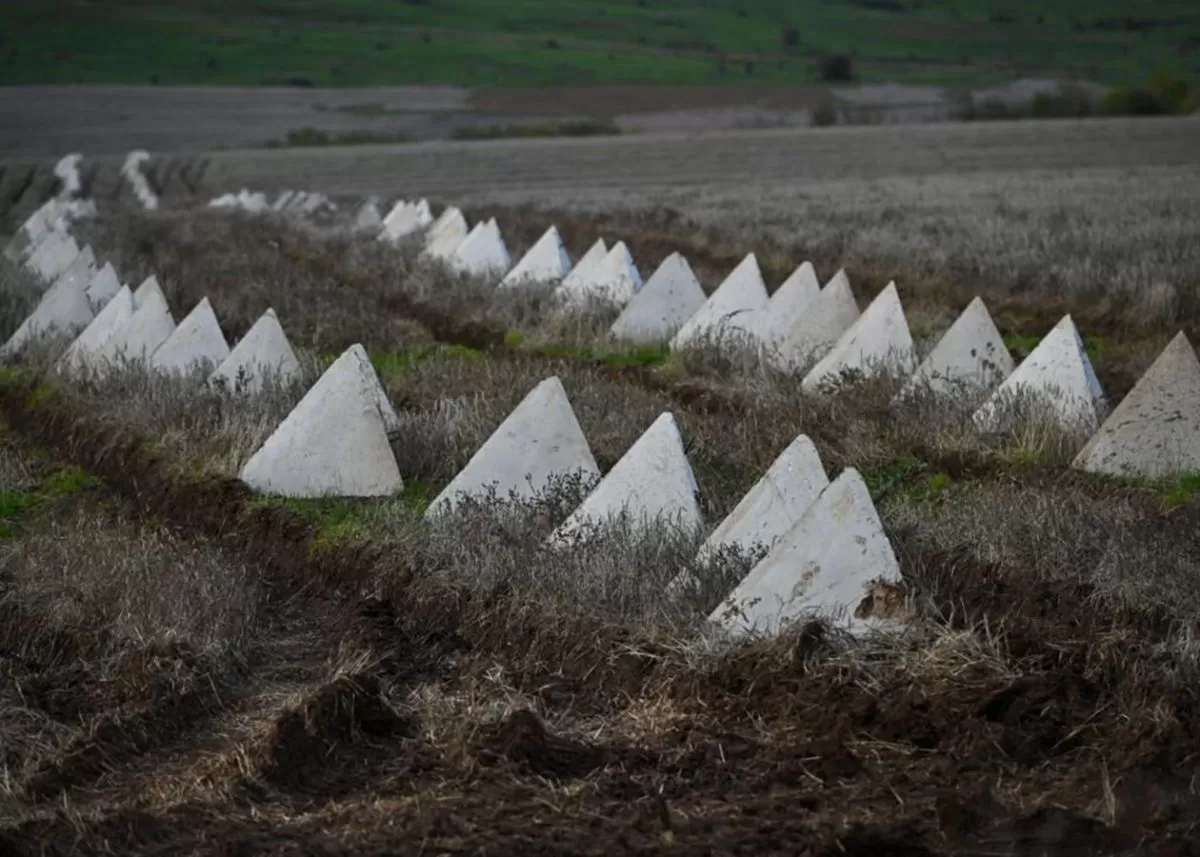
478,709,607,780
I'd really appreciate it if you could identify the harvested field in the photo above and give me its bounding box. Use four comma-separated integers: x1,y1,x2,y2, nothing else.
3,116,1200,853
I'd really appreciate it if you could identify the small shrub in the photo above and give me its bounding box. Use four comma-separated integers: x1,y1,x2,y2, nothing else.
819,53,854,82
811,99,838,127
782,24,800,49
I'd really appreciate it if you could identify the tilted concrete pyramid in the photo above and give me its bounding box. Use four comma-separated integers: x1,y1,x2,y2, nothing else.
95,278,175,364
671,253,769,351
548,412,702,546
426,376,600,518
556,239,608,297
1073,332,1200,479
451,218,511,277
670,434,829,598
802,282,915,394
423,206,469,260
610,252,707,344
698,434,828,563
272,191,295,211
26,230,81,283
500,226,573,288
210,308,301,394
900,297,1014,401
766,269,859,372
709,467,903,637
758,261,820,345
58,285,135,372
382,199,434,241
240,344,402,498
972,315,1100,434
2,259,97,358
84,262,122,313
151,297,230,374
46,244,96,297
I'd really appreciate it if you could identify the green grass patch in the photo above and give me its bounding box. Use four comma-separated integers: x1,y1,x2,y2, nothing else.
369,344,488,380
1158,473,1200,511
521,341,670,369
861,453,928,501
6,1,1196,88
0,464,102,538
1002,332,1041,360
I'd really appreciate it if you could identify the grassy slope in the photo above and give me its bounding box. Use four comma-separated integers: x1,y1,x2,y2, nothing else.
3,0,1198,87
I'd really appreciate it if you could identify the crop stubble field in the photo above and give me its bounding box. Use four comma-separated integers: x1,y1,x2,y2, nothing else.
2,117,1200,853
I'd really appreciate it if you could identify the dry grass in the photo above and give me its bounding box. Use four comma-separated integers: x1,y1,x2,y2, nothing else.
4,173,1200,851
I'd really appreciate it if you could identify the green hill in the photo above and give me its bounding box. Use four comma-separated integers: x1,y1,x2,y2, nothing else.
4,0,1198,88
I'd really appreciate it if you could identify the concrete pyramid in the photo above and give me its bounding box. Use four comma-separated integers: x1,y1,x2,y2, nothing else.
972,315,1100,434
451,218,511,277
901,297,1014,400
698,434,828,563
2,262,96,357
1059,315,1105,408
671,253,770,351
709,467,903,637
84,262,122,313
556,239,607,296
354,198,383,232
423,206,469,260
556,240,641,306
766,269,859,371
96,281,175,365
1073,333,1200,479
47,244,96,296
151,298,230,374
210,308,301,394
609,250,700,343
240,343,402,498
610,252,707,344
26,230,80,282
500,226,573,288
131,275,160,304
121,150,159,210
548,412,702,546
6,200,59,263
54,153,83,199
801,283,915,393
58,285,135,372
381,199,433,240
758,261,820,344
426,376,600,517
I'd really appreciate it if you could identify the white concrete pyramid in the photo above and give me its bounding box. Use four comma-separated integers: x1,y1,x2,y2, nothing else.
801,282,915,393
757,261,820,345
95,282,175,365
210,308,301,394
1059,315,1105,408
121,150,159,211
1073,333,1200,479
548,412,702,546
500,226,573,288
286,191,309,212
25,230,80,282
972,315,1100,434
151,298,230,374
240,343,402,498
556,240,641,306
709,467,903,637
900,297,1014,400
610,252,707,345
47,244,96,296
354,198,383,232
423,206,469,260
2,262,96,357
556,239,608,296
698,434,828,563
5,199,58,263
766,269,859,372
133,275,163,306
426,376,600,517
451,218,511,277
671,253,769,351
84,262,122,313
386,198,433,237
58,285,135,372
53,153,83,199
